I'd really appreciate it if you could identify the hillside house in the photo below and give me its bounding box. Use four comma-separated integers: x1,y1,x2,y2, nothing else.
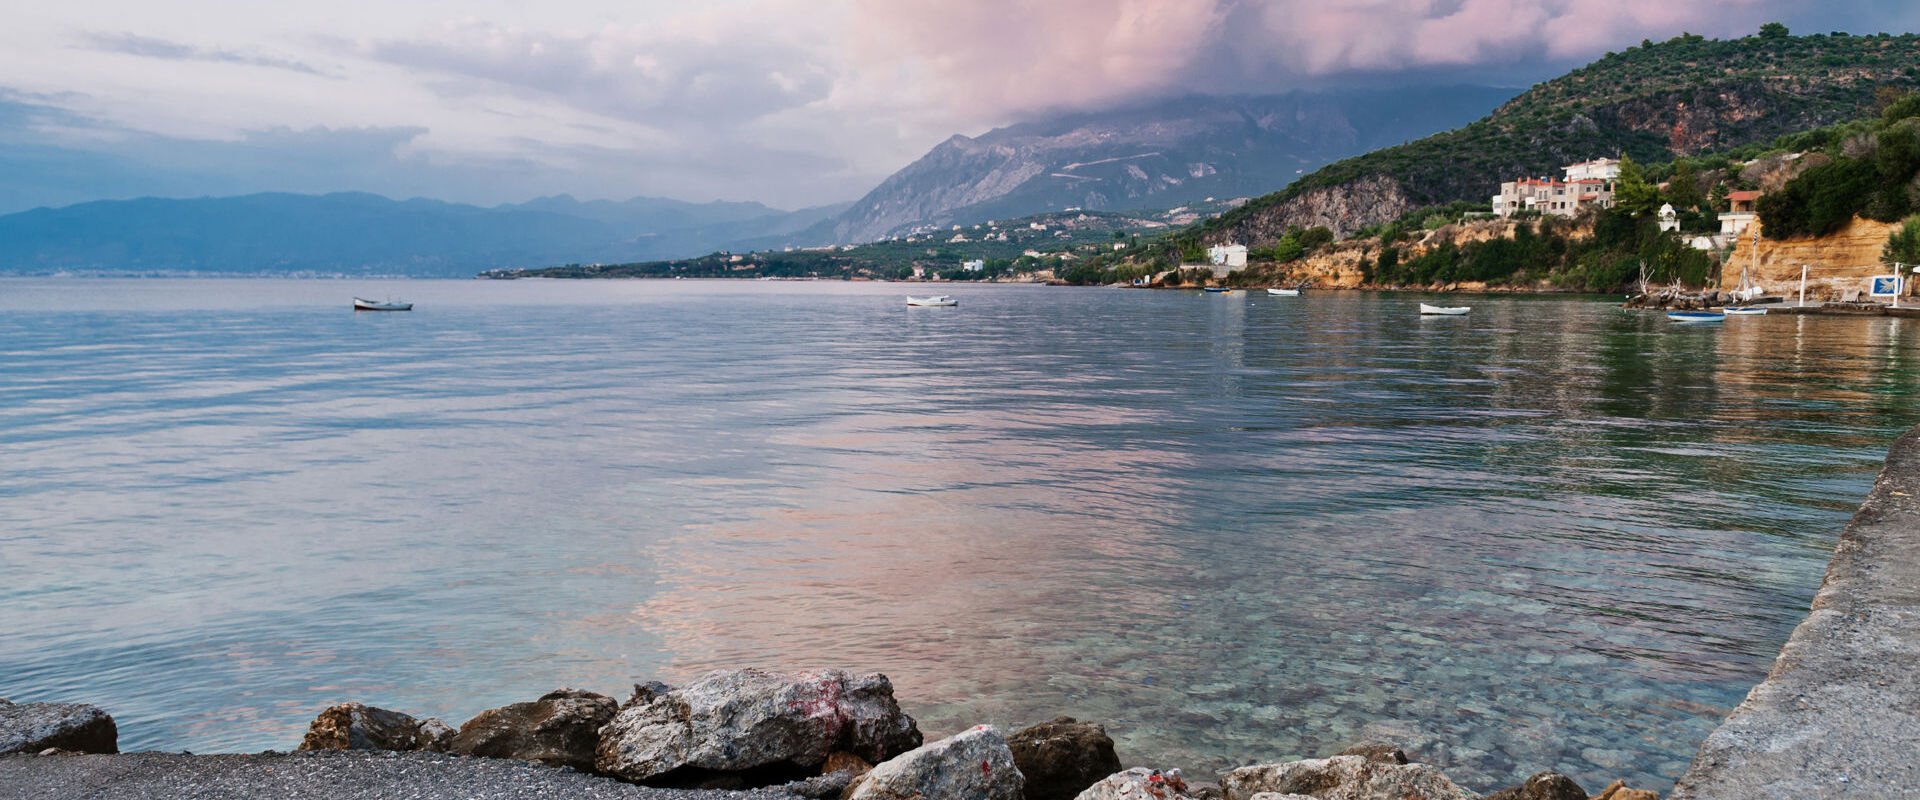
1721,191,1761,236
1492,158,1620,217
962,259,985,272
1208,244,1248,268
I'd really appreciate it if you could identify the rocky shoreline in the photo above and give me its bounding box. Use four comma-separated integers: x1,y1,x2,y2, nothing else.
2,669,1659,800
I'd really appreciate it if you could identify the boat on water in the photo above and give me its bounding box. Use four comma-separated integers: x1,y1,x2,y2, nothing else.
1667,310,1726,323
1419,303,1470,315
906,295,958,307
1723,307,1768,316
1267,288,1300,296
353,297,412,311
1202,287,1230,293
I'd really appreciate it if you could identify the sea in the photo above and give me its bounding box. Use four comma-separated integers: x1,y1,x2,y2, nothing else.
4,278,1917,792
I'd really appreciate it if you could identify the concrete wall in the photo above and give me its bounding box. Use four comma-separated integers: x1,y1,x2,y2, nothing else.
1671,425,1920,799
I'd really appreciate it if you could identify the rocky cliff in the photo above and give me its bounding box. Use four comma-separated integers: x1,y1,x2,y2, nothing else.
825,88,1516,244
1729,217,1900,299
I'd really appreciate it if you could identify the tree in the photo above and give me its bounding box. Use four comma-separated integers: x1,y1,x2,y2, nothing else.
1668,161,1704,210
1613,156,1662,217
1759,22,1789,39
1886,217,1920,266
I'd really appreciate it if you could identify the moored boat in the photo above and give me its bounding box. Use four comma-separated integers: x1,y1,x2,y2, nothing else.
1202,287,1229,293
1267,288,1300,296
353,297,412,311
905,295,958,307
1667,310,1726,323
1419,303,1470,315
1723,307,1768,316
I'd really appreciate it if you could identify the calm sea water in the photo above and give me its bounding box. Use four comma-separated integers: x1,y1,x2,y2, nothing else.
3,279,1917,792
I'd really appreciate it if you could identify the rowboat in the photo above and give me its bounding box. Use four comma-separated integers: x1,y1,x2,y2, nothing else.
1667,310,1725,323
1267,288,1300,296
1419,303,1470,315
906,295,958,307
1723,307,1768,316
353,297,412,311
1202,287,1230,293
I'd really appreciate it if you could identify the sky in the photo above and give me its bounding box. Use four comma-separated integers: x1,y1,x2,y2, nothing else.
2,1,1917,214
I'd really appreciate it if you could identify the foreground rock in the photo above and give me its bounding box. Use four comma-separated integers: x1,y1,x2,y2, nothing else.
1222,755,1475,800
1484,772,1584,800
297,703,454,753
1671,423,1920,799
1007,717,1123,800
449,688,616,773
1330,744,1407,766
1074,767,1221,800
595,669,922,786
1591,781,1658,800
0,700,117,755
847,725,1023,800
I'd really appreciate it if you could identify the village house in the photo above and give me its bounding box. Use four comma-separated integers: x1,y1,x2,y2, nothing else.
962,259,985,272
1207,244,1248,268
1492,158,1620,217
1721,190,1761,236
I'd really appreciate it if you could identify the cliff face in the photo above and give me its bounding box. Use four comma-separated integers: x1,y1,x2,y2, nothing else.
826,88,1516,244
1730,217,1900,299
1266,218,1548,289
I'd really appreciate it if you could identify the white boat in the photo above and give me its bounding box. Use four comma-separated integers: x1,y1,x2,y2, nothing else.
1267,288,1300,296
1667,310,1726,323
906,295,958,307
353,297,412,311
1419,303,1470,315
1723,307,1768,316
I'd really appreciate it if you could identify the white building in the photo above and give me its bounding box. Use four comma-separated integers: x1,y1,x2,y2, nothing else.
1563,158,1621,182
1207,244,1248,268
1492,158,1621,218
1657,203,1680,233
962,259,985,272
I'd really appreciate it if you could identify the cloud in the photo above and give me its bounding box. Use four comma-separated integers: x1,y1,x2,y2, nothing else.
78,32,330,77
847,0,1792,118
363,16,835,128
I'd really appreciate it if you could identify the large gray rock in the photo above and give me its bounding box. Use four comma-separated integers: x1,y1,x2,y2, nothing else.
0,702,117,755
1074,768,1215,800
847,725,1023,800
1007,717,1123,800
595,668,922,786
449,688,617,773
297,702,454,753
1484,772,1584,800
1222,755,1475,800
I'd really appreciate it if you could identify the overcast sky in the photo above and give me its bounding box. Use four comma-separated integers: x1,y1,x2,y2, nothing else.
2,1,1916,214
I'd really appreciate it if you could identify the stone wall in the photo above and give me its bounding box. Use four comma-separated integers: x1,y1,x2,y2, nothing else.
1671,424,1920,798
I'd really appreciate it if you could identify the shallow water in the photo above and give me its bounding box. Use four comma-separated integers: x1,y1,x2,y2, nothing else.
3,279,1917,792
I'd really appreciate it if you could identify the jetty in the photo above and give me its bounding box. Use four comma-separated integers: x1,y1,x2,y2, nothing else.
1672,425,1920,798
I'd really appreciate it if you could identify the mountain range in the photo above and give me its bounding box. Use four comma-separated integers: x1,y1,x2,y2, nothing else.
0,87,1517,276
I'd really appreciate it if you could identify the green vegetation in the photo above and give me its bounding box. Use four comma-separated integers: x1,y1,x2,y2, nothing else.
1181,25,1920,251
1887,216,1920,265
1757,96,1920,238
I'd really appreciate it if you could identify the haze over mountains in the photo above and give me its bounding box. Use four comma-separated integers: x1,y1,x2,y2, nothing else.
0,86,1516,276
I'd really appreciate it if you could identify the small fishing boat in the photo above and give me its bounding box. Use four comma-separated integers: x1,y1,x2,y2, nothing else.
906,295,958,307
1723,307,1768,316
1267,288,1300,296
1202,287,1230,293
353,297,412,311
1419,303,1470,315
1667,310,1726,323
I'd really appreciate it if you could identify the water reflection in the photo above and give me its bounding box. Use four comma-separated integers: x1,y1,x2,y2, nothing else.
1,281,1916,794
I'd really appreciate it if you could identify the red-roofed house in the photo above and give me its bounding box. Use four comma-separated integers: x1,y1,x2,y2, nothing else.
1722,191,1761,236
1492,159,1619,218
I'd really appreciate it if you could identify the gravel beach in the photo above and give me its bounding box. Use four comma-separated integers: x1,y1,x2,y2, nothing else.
0,750,810,800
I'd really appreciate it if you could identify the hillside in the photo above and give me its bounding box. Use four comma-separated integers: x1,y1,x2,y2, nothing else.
0,192,846,276
1182,26,1920,249
815,87,1519,245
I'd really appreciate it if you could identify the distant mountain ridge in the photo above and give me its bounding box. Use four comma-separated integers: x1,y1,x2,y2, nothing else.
817,87,1520,244
0,192,847,276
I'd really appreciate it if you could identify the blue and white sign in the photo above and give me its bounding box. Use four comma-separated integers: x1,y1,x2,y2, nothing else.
1870,275,1903,297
